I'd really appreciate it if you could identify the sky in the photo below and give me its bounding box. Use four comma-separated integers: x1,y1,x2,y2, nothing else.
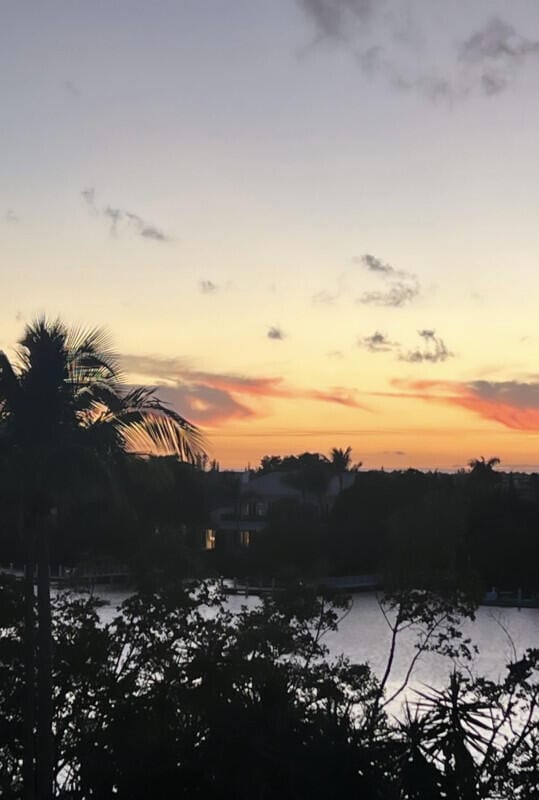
2,0,539,470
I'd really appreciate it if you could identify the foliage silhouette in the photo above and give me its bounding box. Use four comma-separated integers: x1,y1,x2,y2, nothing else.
0,576,537,799
0,317,204,799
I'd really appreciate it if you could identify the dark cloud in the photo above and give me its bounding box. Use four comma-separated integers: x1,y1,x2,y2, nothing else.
356,253,420,307
359,281,420,308
399,329,453,364
267,326,286,340
383,450,406,456
357,253,400,277
460,18,539,65
359,331,398,353
81,188,171,242
359,328,452,362
104,206,122,234
297,4,538,100
141,225,167,241
299,0,379,40
459,18,539,97
124,211,168,241
199,280,217,294
468,380,539,409
81,187,97,211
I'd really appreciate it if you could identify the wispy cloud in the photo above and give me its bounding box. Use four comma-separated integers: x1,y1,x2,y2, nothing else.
81,187,97,212
267,326,286,340
312,290,338,305
359,282,420,308
356,253,420,307
62,79,80,97
121,353,369,426
297,3,539,100
389,377,539,432
359,331,398,353
399,329,453,364
125,212,168,241
81,187,171,242
307,387,367,408
5,209,19,223
355,253,405,278
459,18,539,96
299,0,379,41
199,280,218,294
359,328,453,362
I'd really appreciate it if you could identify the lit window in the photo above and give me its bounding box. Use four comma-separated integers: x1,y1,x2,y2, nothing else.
204,529,216,550
239,530,251,547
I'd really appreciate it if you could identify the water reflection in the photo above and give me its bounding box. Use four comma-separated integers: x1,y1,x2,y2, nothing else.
93,589,538,696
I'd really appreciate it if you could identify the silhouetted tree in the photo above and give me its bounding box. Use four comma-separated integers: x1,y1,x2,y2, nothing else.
0,317,204,799
468,456,501,479
330,446,353,492
258,455,283,473
283,453,331,511
1,577,537,799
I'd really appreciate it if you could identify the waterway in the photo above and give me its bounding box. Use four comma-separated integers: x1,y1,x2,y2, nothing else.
95,589,538,701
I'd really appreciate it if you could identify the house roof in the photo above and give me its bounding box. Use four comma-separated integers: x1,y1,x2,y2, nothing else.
239,472,301,499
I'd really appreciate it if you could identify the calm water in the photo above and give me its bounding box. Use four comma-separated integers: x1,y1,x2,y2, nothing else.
95,589,538,698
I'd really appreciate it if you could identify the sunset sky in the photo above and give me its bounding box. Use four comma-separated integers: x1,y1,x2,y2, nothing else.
3,1,539,470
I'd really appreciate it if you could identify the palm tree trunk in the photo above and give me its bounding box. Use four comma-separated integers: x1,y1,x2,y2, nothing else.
23,541,36,800
36,522,53,800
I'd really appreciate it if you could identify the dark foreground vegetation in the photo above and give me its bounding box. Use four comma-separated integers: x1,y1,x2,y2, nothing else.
1,575,538,799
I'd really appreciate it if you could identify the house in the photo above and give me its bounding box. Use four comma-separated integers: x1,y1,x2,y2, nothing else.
205,469,356,551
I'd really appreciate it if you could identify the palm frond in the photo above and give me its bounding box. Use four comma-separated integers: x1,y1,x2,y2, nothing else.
117,412,206,462
121,385,163,410
66,325,121,387
66,324,115,358
73,383,122,417
5,317,206,464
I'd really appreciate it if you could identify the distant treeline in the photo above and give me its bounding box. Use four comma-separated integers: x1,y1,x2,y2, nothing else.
1,449,538,592
237,460,539,592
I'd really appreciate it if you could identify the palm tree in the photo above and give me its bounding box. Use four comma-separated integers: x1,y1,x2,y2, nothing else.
467,456,501,488
330,446,353,492
279,453,331,517
468,456,500,475
0,317,205,799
